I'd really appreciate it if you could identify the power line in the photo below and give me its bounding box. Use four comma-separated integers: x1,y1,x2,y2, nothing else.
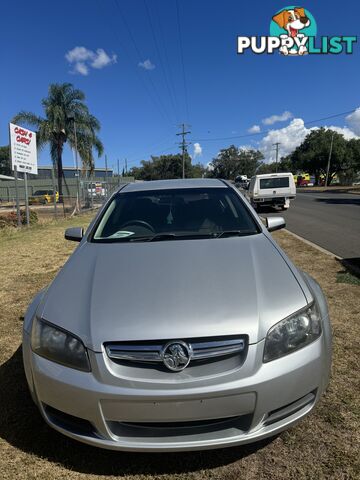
153,0,181,122
124,142,178,167
175,0,190,122
111,0,173,125
176,123,191,178
122,135,175,165
96,0,170,126
143,0,179,123
303,110,356,125
195,108,357,143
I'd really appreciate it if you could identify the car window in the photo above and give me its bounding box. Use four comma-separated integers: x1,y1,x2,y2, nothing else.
92,187,259,242
33,190,48,195
259,177,290,189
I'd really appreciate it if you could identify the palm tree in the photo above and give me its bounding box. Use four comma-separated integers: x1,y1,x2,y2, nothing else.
12,83,103,199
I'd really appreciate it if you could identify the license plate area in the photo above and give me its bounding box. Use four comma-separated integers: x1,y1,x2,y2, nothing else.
101,392,256,423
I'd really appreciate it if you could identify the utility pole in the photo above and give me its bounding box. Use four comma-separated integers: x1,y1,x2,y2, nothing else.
273,142,281,172
325,131,335,187
125,158,128,175
117,158,120,177
176,123,191,179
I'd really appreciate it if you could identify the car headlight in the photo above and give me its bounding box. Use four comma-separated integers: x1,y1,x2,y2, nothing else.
31,318,91,372
263,302,322,363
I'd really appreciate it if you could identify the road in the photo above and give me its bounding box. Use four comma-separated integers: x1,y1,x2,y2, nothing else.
262,191,360,260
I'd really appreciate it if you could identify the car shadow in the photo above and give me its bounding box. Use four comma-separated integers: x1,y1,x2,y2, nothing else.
0,346,275,476
256,206,288,215
315,197,360,206
337,258,360,278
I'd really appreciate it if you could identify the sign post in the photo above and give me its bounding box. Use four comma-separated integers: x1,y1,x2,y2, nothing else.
9,123,38,227
23,172,30,226
13,166,21,227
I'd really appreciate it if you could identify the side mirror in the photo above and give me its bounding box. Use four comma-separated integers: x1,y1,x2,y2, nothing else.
266,216,286,232
65,227,84,242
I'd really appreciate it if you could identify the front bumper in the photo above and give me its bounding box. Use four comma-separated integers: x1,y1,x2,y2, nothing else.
23,332,330,452
253,197,294,206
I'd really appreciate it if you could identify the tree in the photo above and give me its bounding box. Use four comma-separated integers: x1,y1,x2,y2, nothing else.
337,138,360,185
12,83,103,198
129,153,206,180
0,146,11,176
290,128,350,185
207,146,263,179
256,155,296,175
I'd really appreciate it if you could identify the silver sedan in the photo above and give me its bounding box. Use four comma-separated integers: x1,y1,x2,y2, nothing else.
22,179,332,451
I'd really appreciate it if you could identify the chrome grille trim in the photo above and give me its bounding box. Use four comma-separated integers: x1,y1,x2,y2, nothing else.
105,337,246,364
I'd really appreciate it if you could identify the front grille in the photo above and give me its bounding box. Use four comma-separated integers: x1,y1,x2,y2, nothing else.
105,335,247,370
107,414,253,439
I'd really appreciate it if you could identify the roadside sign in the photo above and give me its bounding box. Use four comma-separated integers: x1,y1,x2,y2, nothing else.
9,123,38,174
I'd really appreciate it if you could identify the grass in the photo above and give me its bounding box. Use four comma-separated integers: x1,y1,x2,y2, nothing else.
336,271,360,286
0,215,359,480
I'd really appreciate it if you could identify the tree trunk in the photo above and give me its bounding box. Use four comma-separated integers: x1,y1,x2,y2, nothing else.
56,139,64,202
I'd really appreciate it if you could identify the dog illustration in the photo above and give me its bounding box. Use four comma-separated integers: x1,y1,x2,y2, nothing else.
272,7,311,55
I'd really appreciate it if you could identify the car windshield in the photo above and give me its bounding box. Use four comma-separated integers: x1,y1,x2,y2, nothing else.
259,177,289,189
92,187,260,242
33,190,50,195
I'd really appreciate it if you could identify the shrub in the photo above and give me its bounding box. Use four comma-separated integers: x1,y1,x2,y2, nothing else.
0,209,38,228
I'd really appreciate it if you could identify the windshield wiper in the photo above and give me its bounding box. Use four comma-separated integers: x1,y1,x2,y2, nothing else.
129,233,215,242
128,233,177,242
149,233,178,242
215,230,257,238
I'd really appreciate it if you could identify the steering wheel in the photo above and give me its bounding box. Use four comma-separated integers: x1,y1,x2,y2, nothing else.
120,220,155,232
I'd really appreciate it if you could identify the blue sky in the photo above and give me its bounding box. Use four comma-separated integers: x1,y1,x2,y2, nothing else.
1,0,360,172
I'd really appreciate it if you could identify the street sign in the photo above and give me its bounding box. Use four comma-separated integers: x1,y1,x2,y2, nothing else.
9,123,38,174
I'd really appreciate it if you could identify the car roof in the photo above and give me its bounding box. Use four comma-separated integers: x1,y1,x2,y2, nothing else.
252,173,293,178
120,178,227,193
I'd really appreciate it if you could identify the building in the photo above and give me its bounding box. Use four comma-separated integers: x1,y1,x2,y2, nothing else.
27,166,114,180
0,174,18,181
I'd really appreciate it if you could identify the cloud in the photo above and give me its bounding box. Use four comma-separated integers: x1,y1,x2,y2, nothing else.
138,59,155,70
73,62,89,76
346,108,360,135
206,161,214,171
65,46,117,75
65,46,94,63
91,48,117,69
193,142,202,158
248,125,261,133
262,111,293,125
260,118,359,162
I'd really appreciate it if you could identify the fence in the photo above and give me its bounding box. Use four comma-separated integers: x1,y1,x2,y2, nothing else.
0,175,135,225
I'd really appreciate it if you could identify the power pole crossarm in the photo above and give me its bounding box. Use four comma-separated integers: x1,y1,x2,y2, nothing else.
176,123,191,179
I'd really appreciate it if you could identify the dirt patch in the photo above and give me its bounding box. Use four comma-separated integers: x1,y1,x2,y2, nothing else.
0,216,359,479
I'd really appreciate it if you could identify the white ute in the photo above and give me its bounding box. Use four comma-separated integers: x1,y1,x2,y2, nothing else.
247,173,296,211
